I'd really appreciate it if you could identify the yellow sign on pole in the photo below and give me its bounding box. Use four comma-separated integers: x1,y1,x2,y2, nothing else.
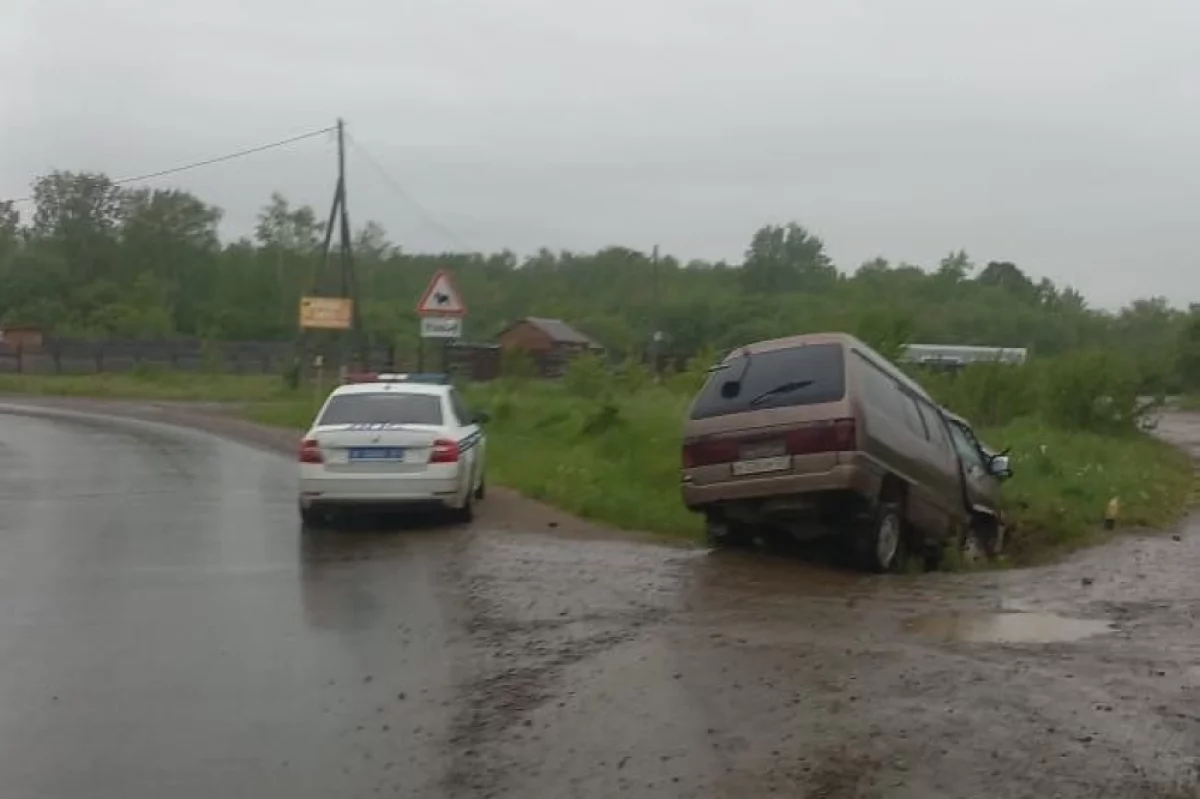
299,296,353,330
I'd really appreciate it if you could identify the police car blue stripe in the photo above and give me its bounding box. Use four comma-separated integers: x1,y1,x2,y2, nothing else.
458,430,483,453
335,421,482,452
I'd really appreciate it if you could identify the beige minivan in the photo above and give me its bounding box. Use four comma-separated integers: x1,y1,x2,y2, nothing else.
680,332,1011,572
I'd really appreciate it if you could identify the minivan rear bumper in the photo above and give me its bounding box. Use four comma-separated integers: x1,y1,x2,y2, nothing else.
680,453,878,511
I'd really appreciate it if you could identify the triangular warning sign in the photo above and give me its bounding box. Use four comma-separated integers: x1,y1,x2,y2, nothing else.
416,269,467,317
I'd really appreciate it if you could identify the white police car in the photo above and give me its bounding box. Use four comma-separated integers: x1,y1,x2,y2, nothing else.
297,373,488,526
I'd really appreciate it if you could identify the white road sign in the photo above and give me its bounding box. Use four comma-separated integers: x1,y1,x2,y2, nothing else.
420,316,463,339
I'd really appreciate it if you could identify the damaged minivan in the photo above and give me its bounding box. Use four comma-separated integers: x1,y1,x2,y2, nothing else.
680,332,1013,572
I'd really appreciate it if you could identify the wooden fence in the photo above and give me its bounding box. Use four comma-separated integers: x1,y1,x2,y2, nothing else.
0,338,568,382
0,338,329,376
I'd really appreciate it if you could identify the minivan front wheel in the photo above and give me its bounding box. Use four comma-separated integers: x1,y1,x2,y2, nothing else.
973,514,1005,558
960,525,986,566
856,503,904,573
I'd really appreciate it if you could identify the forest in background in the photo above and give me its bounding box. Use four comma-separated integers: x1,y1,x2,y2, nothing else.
2,170,1198,390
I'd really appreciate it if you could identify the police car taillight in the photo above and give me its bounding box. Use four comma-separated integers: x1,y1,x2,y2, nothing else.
299,438,324,464
429,438,460,463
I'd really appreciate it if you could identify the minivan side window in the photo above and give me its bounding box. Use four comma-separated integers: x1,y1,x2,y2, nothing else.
916,401,952,453
948,421,987,472
855,353,928,441
855,356,903,417
897,391,929,441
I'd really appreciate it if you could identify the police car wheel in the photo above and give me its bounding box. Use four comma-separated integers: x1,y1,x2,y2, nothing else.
452,491,475,524
299,504,328,529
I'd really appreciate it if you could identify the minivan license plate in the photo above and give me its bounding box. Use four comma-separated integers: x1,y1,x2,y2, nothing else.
740,440,786,460
731,455,791,476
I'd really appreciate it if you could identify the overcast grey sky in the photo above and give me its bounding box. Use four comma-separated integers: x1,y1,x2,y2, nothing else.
4,0,1198,309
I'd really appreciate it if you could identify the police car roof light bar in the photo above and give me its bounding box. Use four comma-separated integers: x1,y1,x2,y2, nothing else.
342,372,451,385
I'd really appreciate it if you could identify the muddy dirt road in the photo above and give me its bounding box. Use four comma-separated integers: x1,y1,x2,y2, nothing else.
0,400,1197,798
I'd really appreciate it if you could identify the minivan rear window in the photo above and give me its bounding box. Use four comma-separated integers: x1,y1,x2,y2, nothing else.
318,392,444,426
688,343,846,420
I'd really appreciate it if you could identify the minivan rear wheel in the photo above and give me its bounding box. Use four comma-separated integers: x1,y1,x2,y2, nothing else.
855,502,904,573
705,512,755,550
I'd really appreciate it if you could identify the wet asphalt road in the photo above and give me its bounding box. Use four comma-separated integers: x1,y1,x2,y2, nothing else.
1,401,1199,799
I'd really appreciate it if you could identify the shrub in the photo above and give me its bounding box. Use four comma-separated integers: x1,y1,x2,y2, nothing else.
563,351,610,401
614,355,653,394
910,361,1037,428
909,351,1149,435
1040,350,1140,433
662,344,721,398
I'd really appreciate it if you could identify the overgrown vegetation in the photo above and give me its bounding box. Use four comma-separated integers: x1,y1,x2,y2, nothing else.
462,350,1194,566
2,172,1199,385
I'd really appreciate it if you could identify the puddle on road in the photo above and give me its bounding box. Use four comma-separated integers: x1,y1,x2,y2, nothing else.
904,612,1116,644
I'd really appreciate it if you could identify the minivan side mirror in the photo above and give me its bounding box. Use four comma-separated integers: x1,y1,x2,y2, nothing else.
988,454,1012,479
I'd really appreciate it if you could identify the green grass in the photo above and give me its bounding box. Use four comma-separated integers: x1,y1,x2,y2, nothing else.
465,380,700,537
241,398,322,428
1180,394,1200,412
462,379,1195,565
984,417,1194,563
0,371,1193,566
0,370,294,402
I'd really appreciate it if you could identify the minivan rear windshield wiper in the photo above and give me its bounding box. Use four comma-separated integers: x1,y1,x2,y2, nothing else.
748,379,814,407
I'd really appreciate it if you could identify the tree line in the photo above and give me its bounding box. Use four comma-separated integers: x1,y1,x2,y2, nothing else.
1,170,1197,389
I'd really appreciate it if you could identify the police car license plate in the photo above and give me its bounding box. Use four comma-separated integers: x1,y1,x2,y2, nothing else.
349,447,406,461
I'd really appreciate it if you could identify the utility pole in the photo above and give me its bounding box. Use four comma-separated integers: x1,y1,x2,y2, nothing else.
335,118,367,370
650,244,662,379
299,117,365,380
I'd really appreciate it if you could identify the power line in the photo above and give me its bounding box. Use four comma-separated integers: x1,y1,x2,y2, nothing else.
345,133,473,253
5,125,337,205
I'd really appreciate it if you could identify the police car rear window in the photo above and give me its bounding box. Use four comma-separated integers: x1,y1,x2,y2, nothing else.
318,393,444,426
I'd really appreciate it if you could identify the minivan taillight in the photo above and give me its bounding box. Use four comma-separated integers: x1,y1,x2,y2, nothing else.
682,438,740,469
430,438,460,464
682,419,856,469
299,438,323,464
785,418,856,455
